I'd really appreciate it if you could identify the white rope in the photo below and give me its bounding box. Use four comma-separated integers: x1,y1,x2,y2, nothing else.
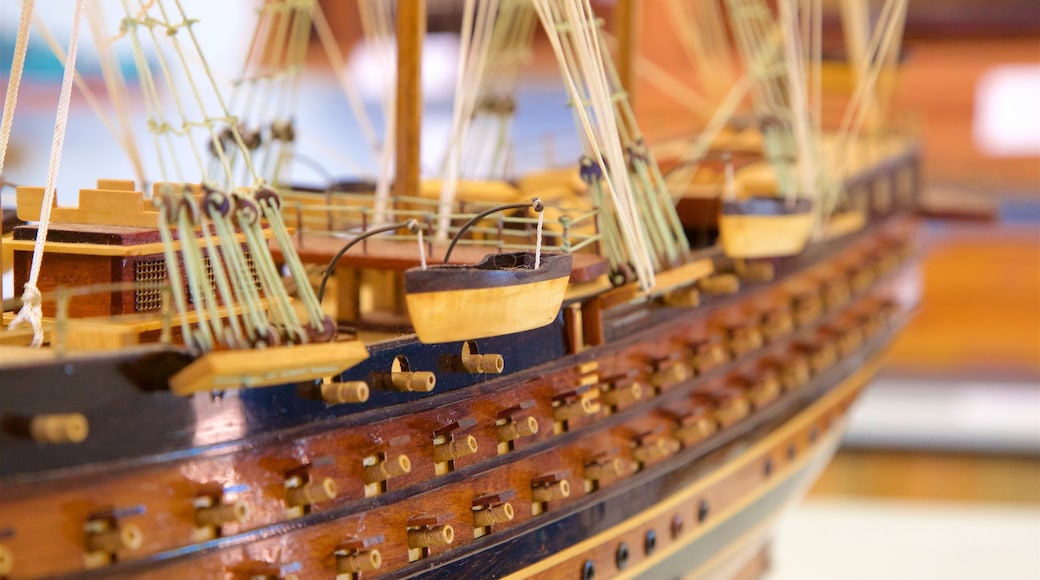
360,0,396,225
417,228,427,270
207,195,269,341
460,0,537,179
259,192,326,329
176,196,217,351
156,189,197,350
134,0,211,180
236,196,300,336
0,0,35,179
169,0,263,186
197,198,246,348
534,205,544,270
534,0,655,289
251,0,311,183
120,0,185,183
86,0,147,188
8,0,86,346
32,9,147,189
778,0,819,202
828,0,906,189
312,1,379,153
727,0,800,198
437,0,500,239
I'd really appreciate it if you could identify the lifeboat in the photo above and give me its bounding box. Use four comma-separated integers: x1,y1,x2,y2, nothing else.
718,197,815,258
404,251,573,344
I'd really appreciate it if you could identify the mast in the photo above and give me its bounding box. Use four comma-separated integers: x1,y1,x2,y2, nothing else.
613,0,637,101
394,0,425,199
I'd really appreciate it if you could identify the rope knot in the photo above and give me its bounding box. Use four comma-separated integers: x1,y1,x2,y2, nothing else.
8,283,44,347
20,283,42,307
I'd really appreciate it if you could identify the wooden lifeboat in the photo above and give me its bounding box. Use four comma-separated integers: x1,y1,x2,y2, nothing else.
404,251,573,344
718,197,815,258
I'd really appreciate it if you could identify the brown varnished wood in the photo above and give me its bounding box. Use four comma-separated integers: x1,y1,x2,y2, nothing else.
888,225,1040,377
394,0,424,201
613,0,638,104
509,344,892,580
811,450,1040,505
11,220,268,322
0,217,916,578
12,251,116,318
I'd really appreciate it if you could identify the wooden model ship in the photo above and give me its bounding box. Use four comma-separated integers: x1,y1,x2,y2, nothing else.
0,0,918,578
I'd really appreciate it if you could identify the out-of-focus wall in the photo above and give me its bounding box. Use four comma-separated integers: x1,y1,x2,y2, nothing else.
630,1,1040,193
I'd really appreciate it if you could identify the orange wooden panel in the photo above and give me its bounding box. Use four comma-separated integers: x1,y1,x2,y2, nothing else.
887,225,1040,376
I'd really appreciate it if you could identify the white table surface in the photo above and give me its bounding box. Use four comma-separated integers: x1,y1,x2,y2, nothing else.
767,497,1040,580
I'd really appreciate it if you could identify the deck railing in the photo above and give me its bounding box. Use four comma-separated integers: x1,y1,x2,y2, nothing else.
276,189,602,255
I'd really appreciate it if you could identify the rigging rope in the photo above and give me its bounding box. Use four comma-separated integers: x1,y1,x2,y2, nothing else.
359,0,397,225
8,0,87,346
459,0,537,180
156,186,197,349
32,8,147,189
118,0,327,351
436,0,500,240
312,1,379,155
87,0,147,189
534,0,688,289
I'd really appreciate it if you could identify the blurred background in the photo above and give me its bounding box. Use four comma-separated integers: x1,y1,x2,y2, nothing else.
1,1,1038,577
626,2,1040,577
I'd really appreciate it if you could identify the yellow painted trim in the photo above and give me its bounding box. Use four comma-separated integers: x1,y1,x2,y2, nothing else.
600,258,715,308
6,239,170,257
647,259,716,295
822,210,867,241
623,424,844,580
565,275,613,302
6,231,269,257
169,340,370,396
505,350,885,580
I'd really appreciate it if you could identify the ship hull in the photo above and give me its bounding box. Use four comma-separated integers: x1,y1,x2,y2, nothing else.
0,145,920,578
482,346,881,580
0,243,916,578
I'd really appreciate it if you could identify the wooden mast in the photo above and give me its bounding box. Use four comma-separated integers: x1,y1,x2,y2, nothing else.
613,0,638,103
394,0,425,199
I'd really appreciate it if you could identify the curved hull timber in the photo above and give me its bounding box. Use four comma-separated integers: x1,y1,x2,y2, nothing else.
490,347,885,580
